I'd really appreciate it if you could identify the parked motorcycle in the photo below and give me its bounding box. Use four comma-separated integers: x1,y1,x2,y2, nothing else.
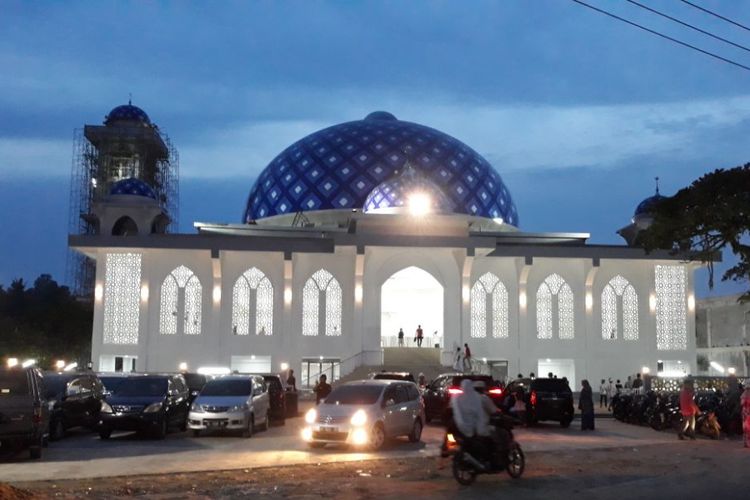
448,413,525,486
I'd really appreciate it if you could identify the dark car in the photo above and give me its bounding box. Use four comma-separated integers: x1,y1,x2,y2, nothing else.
422,373,504,423
99,374,190,439
261,374,286,424
44,371,105,441
0,367,49,459
97,372,130,394
370,371,416,383
182,373,207,404
502,378,574,427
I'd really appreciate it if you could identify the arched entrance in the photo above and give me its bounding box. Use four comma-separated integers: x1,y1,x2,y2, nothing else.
380,266,444,348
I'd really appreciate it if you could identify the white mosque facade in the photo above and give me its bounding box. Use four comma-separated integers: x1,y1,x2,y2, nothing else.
70,107,698,388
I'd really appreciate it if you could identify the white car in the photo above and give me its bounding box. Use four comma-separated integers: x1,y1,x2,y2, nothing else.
301,380,424,449
188,375,270,437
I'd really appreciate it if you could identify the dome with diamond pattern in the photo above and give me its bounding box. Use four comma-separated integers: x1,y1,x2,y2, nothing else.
243,111,519,226
109,178,157,200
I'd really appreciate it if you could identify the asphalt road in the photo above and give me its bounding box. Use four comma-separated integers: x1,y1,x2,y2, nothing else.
0,409,685,483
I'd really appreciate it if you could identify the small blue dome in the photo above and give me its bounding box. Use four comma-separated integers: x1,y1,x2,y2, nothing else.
244,112,519,225
105,103,151,126
109,178,157,200
634,194,665,216
364,163,453,213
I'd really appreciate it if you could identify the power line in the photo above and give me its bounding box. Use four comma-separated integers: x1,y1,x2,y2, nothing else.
626,0,750,54
679,0,750,33
570,0,750,73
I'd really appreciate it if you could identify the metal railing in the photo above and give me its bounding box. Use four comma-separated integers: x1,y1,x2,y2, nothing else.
381,335,443,348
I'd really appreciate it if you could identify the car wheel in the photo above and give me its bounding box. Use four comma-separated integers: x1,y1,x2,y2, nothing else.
408,419,423,443
99,428,112,440
155,418,168,440
50,419,65,441
192,429,201,438
242,415,254,438
506,443,525,479
29,440,42,460
452,452,476,485
370,424,386,450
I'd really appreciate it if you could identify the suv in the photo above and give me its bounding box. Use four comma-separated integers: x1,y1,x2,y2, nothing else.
0,367,49,459
422,373,504,422
502,378,574,427
370,371,416,383
302,380,424,450
188,375,270,437
99,374,190,439
44,371,105,441
261,374,286,425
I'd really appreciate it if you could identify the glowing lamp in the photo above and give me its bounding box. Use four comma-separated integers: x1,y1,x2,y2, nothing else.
305,408,317,424
728,367,736,375
642,366,650,375
7,358,18,368
355,284,363,303
178,362,188,372
94,284,104,301
301,427,313,442
585,293,593,310
351,428,369,445
55,360,66,370
280,362,289,371
21,359,36,368
140,284,149,302
284,288,292,305
687,294,695,311
407,192,431,216
519,292,527,309
213,286,221,304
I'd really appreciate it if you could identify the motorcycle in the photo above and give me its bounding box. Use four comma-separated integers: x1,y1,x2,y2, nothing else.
447,413,525,486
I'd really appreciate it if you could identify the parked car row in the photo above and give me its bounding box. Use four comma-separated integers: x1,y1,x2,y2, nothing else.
1,366,288,460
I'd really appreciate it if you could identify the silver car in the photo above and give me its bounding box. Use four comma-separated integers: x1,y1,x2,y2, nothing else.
188,375,270,437
302,380,424,449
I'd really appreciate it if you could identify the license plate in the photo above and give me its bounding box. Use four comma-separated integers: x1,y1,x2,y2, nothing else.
320,426,337,433
205,420,225,428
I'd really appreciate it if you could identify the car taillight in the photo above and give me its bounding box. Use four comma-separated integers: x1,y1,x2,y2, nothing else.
488,388,503,396
448,387,463,395
530,390,537,406
446,433,456,444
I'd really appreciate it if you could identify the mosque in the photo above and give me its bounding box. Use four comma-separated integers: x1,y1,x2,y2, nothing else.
69,105,698,387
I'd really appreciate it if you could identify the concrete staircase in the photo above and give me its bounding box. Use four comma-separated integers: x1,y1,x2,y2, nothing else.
335,347,447,386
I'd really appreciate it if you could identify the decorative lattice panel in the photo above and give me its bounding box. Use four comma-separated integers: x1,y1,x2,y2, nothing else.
102,253,141,345
470,272,508,339
601,275,639,341
231,268,273,336
536,273,574,340
655,265,687,350
159,266,202,335
302,269,342,336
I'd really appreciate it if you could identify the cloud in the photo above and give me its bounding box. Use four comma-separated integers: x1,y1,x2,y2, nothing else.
0,137,72,177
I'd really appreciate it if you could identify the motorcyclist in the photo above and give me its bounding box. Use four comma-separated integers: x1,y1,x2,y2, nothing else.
450,379,503,466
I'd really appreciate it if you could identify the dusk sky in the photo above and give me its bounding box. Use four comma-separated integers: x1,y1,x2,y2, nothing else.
1,0,749,298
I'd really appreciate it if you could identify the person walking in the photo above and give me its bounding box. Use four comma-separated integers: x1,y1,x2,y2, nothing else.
416,325,424,347
632,373,643,394
463,343,472,372
606,378,615,410
398,328,404,347
741,384,750,448
579,379,595,430
286,369,296,392
314,374,332,405
598,379,607,408
453,347,463,372
678,379,699,440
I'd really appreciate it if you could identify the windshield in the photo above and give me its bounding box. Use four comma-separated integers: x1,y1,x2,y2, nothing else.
533,379,572,392
43,375,70,398
200,379,252,397
111,377,167,397
373,373,414,382
324,385,383,405
0,370,29,396
183,373,206,391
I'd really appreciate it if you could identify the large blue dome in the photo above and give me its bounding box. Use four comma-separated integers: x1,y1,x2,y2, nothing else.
243,112,519,225
634,193,666,217
105,103,152,126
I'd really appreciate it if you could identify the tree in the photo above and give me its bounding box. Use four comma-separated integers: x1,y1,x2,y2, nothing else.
641,164,750,301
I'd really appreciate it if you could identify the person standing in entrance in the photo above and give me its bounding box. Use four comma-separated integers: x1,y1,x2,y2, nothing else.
314,374,332,405
579,380,595,430
398,328,405,347
286,369,297,392
463,343,472,372
416,325,424,347
599,379,607,408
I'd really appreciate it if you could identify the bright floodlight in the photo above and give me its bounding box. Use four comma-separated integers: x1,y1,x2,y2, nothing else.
196,366,231,376
407,192,431,216
21,359,36,368
709,361,725,373
728,367,736,375
280,362,289,371
63,362,78,372
642,366,650,374
7,358,18,368
55,360,66,370
178,362,188,371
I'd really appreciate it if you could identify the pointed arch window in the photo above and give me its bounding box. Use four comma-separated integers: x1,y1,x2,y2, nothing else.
601,275,639,340
470,272,509,338
232,267,273,336
159,265,202,335
536,273,574,340
302,269,342,336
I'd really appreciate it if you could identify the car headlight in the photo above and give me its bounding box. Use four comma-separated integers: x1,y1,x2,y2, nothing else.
101,401,113,414
190,402,204,413
305,408,317,424
229,403,249,413
143,402,163,413
350,409,367,427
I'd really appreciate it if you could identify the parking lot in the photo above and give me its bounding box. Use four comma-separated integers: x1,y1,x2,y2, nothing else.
0,404,686,484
